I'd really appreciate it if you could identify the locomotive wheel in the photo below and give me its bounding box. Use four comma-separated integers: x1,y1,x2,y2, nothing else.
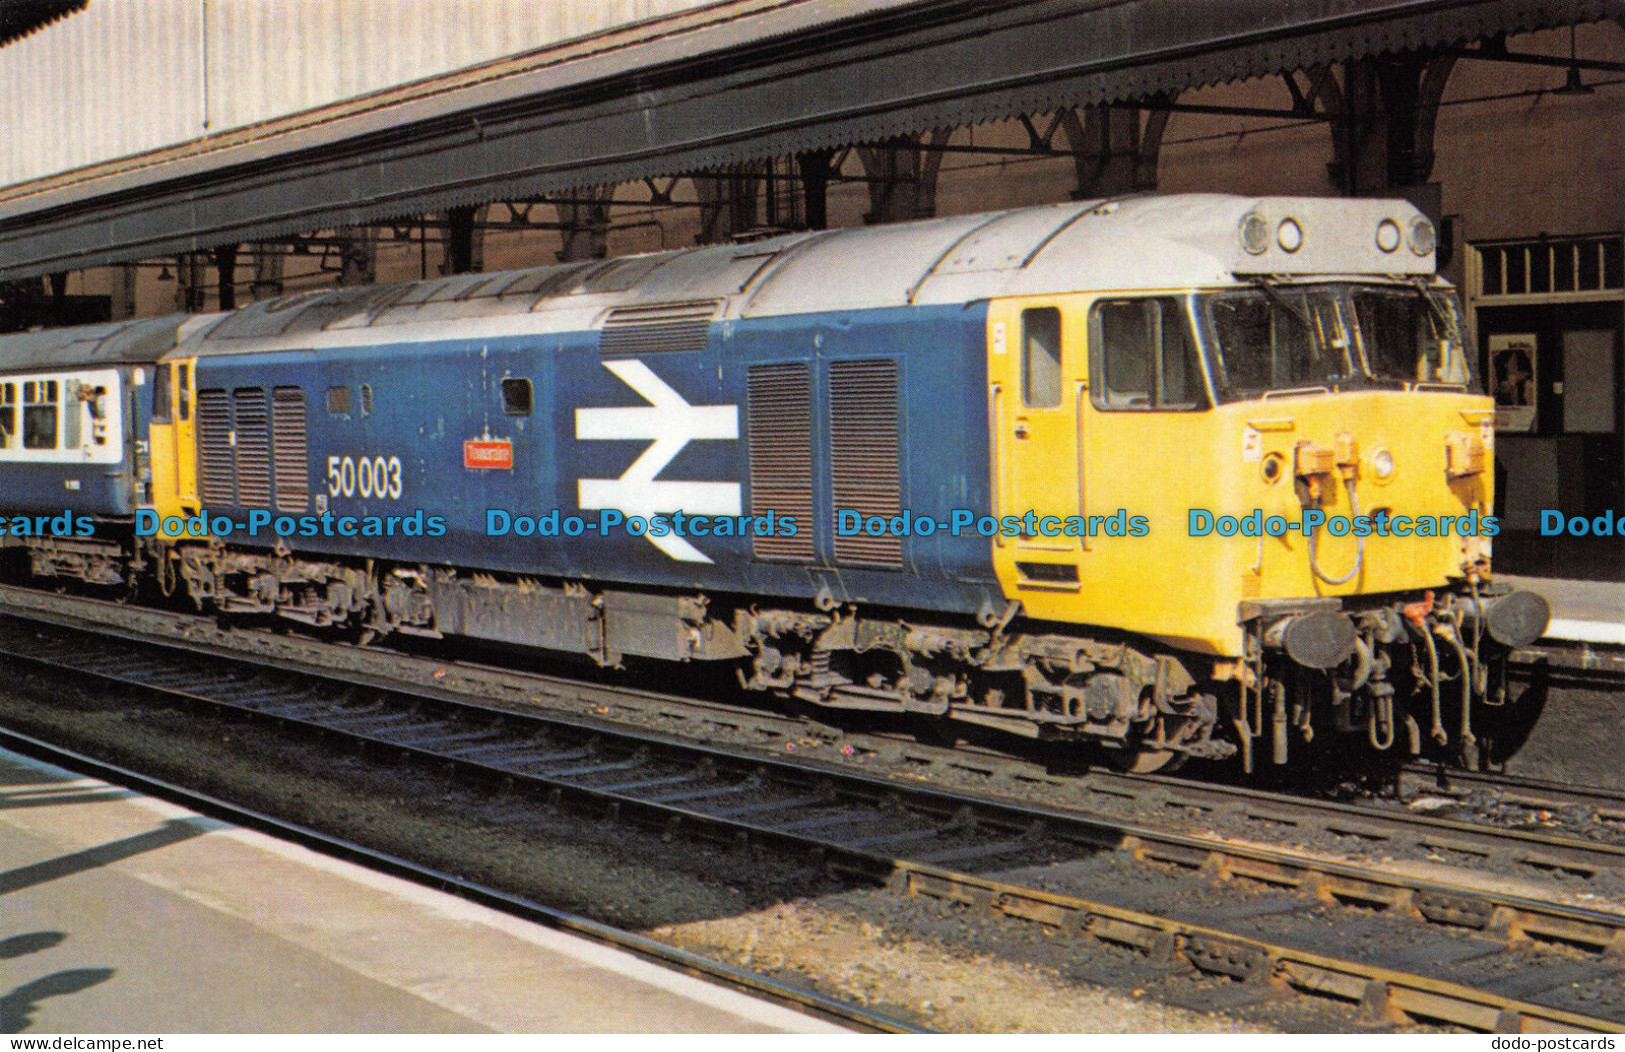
1111,746,1183,774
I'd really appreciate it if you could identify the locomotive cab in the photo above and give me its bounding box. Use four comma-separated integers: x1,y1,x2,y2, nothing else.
986,198,1548,769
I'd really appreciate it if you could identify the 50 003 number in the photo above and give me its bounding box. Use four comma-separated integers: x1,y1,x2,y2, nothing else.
327,455,404,500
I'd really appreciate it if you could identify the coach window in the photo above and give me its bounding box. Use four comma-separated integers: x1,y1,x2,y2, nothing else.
1021,307,1063,408
152,364,173,422
1093,298,1206,410
0,383,14,449
23,380,59,450
501,377,533,416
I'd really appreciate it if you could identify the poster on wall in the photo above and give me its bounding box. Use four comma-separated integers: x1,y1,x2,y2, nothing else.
1489,333,1538,432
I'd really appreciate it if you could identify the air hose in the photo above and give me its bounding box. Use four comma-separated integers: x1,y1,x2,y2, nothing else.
1307,479,1365,585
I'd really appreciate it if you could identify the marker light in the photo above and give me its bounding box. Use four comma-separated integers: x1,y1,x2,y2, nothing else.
1371,447,1395,480
1408,217,1436,256
1277,218,1303,253
1240,213,1269,255
1376,219,1402,253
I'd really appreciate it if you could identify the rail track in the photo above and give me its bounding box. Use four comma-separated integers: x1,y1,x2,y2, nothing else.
0,588,1621,1032
1400,765,1625,824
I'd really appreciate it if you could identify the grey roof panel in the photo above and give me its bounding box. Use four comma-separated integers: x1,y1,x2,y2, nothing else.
0,314,186,371
739,214,993,318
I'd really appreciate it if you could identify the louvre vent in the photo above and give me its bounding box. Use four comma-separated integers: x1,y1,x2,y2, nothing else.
829,358,903,569
598,299,721,356
747,363,815,562
197,388,235,508
271,387,310,513
233,388,272,511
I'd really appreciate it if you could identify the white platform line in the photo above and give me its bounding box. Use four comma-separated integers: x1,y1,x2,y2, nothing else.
1545,619,1625,646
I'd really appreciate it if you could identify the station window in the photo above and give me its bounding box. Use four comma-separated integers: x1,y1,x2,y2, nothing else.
326,385,352,415
0,383,14,448
23,379,59,450
1021,307,1063,408
501,377,533,417
1093,298,1206,410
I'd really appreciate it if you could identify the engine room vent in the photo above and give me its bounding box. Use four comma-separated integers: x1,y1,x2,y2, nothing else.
598,299,721,356
197,388,235,507
232,388,273,511
746,362,815,562
271,386,310,513
828,358,903,569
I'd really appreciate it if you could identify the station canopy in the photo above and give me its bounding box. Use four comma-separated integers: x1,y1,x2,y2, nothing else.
0,0,1618,280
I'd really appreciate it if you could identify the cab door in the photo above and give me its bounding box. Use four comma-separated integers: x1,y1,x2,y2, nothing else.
146,358,199,524
987,298,1085,597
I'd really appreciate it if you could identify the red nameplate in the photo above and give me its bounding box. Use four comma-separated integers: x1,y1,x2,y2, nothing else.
464,439,513,470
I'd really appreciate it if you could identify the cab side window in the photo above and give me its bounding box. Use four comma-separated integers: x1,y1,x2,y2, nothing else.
1021,307,1063,408
1093,298,1207,410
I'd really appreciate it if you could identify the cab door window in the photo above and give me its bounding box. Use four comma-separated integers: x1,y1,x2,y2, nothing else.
1021,307,1063,407
1093,298,1207,410
152,365,173,422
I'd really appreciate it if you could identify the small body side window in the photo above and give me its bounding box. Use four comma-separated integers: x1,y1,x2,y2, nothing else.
326,385,352,415
177,364,192,420
501,377,533,417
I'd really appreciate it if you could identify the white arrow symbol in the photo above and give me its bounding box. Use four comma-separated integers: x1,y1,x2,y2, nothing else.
576,359,741,563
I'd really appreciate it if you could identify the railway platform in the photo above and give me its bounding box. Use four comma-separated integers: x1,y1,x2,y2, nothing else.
0,746,844,1034
1501,574,1625,645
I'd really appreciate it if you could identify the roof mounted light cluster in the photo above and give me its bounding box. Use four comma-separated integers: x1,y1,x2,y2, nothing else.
1238,203,1436,268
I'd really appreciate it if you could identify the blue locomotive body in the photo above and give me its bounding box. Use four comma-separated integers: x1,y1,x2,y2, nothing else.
188,302,1000,617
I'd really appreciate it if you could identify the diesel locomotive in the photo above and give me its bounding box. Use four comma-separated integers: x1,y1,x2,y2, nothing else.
0,193,1549,772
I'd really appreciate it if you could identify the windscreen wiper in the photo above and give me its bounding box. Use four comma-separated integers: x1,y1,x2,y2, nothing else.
1248,277,1312,331
1407,275,1454,333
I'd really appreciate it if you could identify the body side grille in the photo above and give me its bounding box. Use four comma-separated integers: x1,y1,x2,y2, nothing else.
598,299,721,356
196,388,235,508
747,362,815,562
271,386,309,513
232,388,272,511
829,358,903,569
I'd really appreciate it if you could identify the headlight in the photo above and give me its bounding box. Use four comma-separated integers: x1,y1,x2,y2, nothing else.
1408,217,1436,256
1240,213,1269,255
1371,447,1395,480
1277,218,1303,253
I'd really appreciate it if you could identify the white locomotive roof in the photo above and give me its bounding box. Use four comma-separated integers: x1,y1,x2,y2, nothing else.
166,192,1437,356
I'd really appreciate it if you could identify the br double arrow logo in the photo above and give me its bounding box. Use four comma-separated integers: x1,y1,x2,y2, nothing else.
575,359,741,563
